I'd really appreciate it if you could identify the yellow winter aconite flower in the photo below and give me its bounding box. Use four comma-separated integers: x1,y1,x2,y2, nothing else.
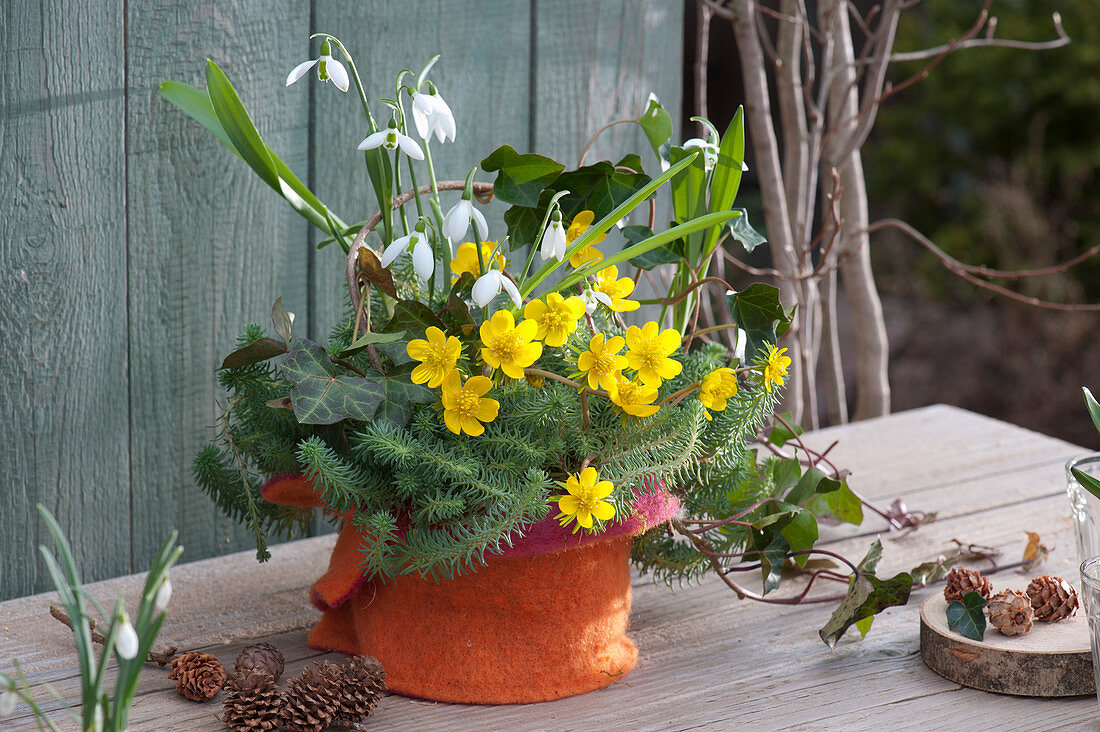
566,210,606,268
523,292,586,347
624,321,682,386
440,370,499,436
592,265,640,312
576,333,628,392
451,241,506,282
608,374,660,418
763,345,792,393
479,310,543,379
698,367,738,420
406,326,462,388
556,466,615,532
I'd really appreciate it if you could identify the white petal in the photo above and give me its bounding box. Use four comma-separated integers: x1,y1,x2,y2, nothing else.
381,235,411,267
396,133,425,160
443,200,470,242
411,236,435,282
682,138,706,149
470,206,489,241
734,328,748,364
539,232,553,260
439,111,456,142
411,94,431,139
593,291,613,308
472,271,502,307
581,290,599,314
326,58,350,92
741,160,749,172
413,92,435,117
115,619,139,660
357,130,388,151
154,577,172,613
500,276,522,308
286,58,319,87
550,223,567,261
0,689,17,717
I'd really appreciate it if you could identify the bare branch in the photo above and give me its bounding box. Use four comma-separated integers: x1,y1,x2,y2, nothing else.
889,12,1069,63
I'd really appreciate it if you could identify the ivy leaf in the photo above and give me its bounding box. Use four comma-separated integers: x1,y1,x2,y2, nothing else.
772,457,801,494
356,248,398,299
856,539,884,575
855,615,874,639
910,556,960,587
480,145,565,207
768,413,804,448
726,283,792,362
364,362,436,428
383,300,446,337
726,207,767,252
819,570,912,648
805,478,864,525
946,591,989,641
442,293,476,337
271,297,294,343
218,337,287,370
551,161,650,222
339,330,405,358
780,508,819,567
757,532,791,594
637,93,673,158
279,339,384,425
785,466,841,507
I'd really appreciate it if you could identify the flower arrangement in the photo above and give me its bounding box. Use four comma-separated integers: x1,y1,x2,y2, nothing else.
162,35,910,652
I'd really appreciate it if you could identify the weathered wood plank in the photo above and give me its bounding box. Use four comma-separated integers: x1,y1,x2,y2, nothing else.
309,0,533,340
0,0,131,600
4,408,1095,729
124,1,312,568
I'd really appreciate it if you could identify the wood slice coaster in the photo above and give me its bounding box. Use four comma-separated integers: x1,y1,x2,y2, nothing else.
920,583,1094,697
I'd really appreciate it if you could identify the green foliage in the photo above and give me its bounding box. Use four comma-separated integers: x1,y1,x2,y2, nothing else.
946,591,990,641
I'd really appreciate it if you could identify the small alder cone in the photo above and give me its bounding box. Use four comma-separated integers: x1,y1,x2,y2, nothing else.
335,655,387,725
1026,575,1080,622
168,650,228,701
222,671,284,732
281,661,343,732
235,642,285,681
943,566,993,604
988,589,1035,636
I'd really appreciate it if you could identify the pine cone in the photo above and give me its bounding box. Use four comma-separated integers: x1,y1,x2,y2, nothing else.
223,671,284,732
1026,575,1079,622
335,655,386,725
235,642,285,681
168,650,227,701
943,566,993,604
988,589,1034,636
281,661,343,732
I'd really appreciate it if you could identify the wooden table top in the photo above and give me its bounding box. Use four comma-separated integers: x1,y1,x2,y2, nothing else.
2,405,1096,731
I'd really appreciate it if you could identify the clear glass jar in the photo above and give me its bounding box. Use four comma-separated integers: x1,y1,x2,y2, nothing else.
1068,454,1100,565
1080,556,1100,709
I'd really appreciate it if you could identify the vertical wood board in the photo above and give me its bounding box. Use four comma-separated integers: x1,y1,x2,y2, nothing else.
0,0,131,598
124,0,311,570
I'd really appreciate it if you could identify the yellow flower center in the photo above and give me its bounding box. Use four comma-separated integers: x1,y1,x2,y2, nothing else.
543,309,565,329
423,344,449,369
488,332,524,363
634,341,664,371
616,380,644,404
594,350,620,377
455,389,481,417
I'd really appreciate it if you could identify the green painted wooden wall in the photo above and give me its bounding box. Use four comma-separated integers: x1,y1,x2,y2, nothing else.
0,0,683,600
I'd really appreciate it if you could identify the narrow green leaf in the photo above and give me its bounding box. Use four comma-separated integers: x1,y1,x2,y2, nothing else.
669,146,707,259
1072,467,1100,501
339,330,406,358
946,591,989,641
218,337,287,370
204,61,279,190
1084,387,1100,434
159,80,237,154
706,107,746,250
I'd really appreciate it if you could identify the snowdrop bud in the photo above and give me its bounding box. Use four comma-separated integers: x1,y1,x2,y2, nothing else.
734,328,748,364
411,235,435,283
0,678,16,717
154,577,172,613
443,199,488,243
115,612,139,660
540,218,567,262
471,270,502,308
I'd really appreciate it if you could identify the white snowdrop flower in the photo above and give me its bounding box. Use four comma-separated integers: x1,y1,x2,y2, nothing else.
580,288,600,315
0,678,17,717
472,269,521,309
285,39,349,92
539,213,567,262
443,197,488,243
734,328,748,364
358,123,425,161
115,612,139,660
381,222,434,284
683,138,718,171
411,88,456,143
154,576,172,613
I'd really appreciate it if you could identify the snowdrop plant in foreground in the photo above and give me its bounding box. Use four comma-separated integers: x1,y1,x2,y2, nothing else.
285,38,349,92
0,506,181,731
167,37,912,646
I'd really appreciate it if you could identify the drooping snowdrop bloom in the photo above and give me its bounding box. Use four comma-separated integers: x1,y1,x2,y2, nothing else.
381,221,434,284
411,85,456,143
580,288,600,315
472,268,522,309
539,211,567,262
733,327,748,364
154,576,172,613
285,38,349,92
115,611,139,660
443,196,488,243
683,137,718,171
358,121,425,161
